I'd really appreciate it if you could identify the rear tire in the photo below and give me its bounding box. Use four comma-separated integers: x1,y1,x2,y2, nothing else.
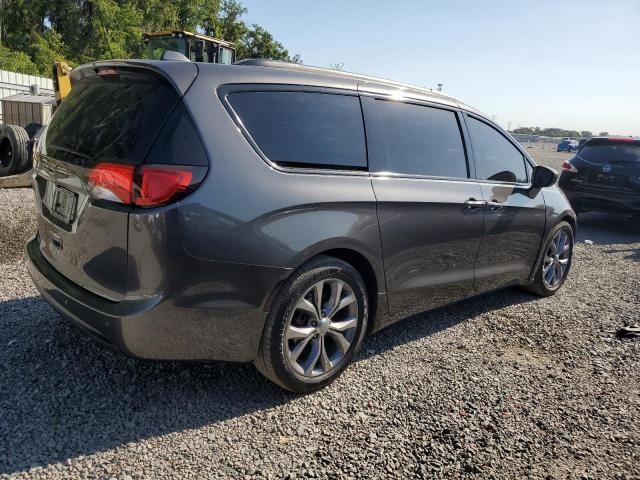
254,255,369,393
522,221,574,297
0,125,30,176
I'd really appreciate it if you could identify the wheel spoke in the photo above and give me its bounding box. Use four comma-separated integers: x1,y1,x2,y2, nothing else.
286,325,315,341
557,233,566,254
544,264,555,284
558,258,569,265
302,337,321,376
326,280,344,318
330,316,357,332
554,263,562,285
327,330,350,354
312,281,324,317
329,294,356,320
295,297,319,321
289,334,314,362
319,336,332,372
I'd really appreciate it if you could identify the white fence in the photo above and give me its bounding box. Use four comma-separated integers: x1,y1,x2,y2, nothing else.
0,70,54,124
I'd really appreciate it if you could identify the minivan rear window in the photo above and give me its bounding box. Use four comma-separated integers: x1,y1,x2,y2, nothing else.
44,70,180,166
227,91,367,169
578,140,640,164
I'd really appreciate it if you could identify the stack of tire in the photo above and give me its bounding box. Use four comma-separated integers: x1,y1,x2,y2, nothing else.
0,125,31,177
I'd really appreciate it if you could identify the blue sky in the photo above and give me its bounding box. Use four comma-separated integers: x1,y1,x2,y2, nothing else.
241,0,639,135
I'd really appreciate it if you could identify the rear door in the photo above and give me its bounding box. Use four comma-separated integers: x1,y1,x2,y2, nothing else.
463,114,546,292
361,95,484,318
34,65,186,300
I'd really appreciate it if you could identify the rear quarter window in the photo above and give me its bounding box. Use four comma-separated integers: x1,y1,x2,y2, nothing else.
227,91,367,170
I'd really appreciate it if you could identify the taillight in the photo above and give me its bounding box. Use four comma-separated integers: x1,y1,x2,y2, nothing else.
562,160,578,173
87,163,135,204
86,163,205,207
134,165,194,206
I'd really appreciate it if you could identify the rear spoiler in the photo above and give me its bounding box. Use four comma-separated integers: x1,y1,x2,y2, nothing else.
69,60,198,96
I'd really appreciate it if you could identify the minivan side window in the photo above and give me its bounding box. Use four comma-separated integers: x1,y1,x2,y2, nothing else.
466,116,528,183
364,99,468,178
227,91,367,169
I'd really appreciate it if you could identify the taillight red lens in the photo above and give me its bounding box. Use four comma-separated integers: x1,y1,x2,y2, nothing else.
87,163,204,207
87,163,135,204
133,166,194,207
562,160,578,173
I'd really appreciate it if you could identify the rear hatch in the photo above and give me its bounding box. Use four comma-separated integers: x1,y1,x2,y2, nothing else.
33,63,202,301
572,138,640,191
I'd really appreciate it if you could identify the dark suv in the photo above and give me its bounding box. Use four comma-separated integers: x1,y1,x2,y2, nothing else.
27,59,576,392
559,136,640,215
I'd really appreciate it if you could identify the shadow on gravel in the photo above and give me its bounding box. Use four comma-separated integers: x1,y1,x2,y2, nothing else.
0,296,289,474
576,213,640,263
0,287,541,474
360,286,537,361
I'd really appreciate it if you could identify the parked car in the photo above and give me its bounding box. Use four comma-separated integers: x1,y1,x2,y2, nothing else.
557,139,578,152
559,136,640,215
26,59,576,393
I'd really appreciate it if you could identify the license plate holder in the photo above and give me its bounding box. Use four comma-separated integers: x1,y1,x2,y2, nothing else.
44,183,77,224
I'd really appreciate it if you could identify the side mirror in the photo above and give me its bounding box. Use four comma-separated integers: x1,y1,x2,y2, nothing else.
532,165,558,188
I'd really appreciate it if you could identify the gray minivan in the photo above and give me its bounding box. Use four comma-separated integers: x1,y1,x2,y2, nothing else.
27,59,575,392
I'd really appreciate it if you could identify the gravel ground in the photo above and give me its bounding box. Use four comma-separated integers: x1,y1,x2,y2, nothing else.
1,152,639,479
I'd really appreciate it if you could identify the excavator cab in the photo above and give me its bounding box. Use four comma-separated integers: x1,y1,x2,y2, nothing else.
143,31,236,64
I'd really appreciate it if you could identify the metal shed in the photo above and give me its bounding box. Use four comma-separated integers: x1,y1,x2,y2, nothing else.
0,93,56,128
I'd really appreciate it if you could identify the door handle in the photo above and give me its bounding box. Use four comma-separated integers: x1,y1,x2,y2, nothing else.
464,199,487,210
487,200,504,211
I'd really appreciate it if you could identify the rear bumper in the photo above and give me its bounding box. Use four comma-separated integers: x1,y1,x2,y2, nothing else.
26,236,283,362
561,183,640,214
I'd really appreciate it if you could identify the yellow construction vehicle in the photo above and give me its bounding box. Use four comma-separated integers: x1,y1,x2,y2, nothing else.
143,31,236,64
52,61,72,105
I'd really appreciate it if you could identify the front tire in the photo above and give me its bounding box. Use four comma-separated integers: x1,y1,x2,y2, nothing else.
523,221,574,297
255,255,369,393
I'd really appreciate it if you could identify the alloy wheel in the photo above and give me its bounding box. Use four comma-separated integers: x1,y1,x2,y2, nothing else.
543,230,571,288
284,278,359,378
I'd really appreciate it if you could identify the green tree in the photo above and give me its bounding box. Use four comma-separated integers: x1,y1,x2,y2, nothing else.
237,24,295,61
0,0,300,76
0,43,40,75
214,0,248,44
598,131,609,136
580,130,592,138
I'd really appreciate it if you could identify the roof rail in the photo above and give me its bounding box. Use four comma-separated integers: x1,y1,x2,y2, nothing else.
233,59,460,102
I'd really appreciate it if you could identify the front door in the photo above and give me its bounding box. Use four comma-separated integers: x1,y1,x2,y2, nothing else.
463,114,546,292
361,96,485,319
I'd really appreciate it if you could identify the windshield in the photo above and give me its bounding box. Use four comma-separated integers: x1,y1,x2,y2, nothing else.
147,36,187,60
578,141,640,164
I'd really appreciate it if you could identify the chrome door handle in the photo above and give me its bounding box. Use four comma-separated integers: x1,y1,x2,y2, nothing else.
464,199,487,210
487,200,504,211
